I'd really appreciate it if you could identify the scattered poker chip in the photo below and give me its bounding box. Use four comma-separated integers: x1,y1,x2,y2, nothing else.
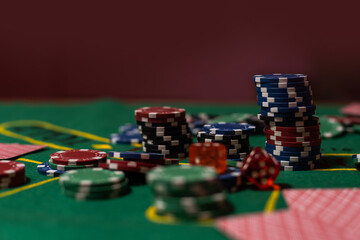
110,133,142,144
258,114,311,122
352,155,360,169
135,115,186,123
62,186,129,200
64,178,129,193
257,96,312,103
142,133,192,142
258,100,313,108
265,142,321,152
146,165,222,197
327,116,360,126
281,164,315,171
319,116,345,138
264,129,320,137
203,123,256,135
279,160,315,167
135,106,186,119
197,131,248,141
266,148,321,157
352,154,360,159
257,91,312,98
59,168,126,188
256,86,312,93
265,125,320,133
271,154,321,162
261,105,316,114
108,158,179,166
264,117,319,127
37,162,65,177
260,109,316,118
267,139,321,148
108,151,165,160
48,159,96,171
99,161,155,173
255,81,310,88
265,134,321,142
253,74,307,83
0,160,25,178
217,167,242,192
50,149,107,166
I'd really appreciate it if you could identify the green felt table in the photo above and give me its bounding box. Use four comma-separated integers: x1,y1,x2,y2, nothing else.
0,100,357,240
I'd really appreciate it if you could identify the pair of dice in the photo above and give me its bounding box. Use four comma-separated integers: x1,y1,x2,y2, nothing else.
189,143,280,190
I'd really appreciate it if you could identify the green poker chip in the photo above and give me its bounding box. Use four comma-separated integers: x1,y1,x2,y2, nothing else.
63,178,129,193
155,200,233,220
48,159,96,171
320,116,345,138
59,168,126,188
62,186,130,200
146,165,223,197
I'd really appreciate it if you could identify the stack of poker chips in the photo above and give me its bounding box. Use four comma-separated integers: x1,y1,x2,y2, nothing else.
196,122,255,161
37,149,106,177
0,160,26,189
59,168,129,201
100,151,180,185
254,74,321,171
146,165,233,220
135,107,193,158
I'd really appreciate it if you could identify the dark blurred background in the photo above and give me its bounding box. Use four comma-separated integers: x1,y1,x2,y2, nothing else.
1,1,359,102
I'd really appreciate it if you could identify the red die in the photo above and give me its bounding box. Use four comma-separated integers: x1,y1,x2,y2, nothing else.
189,142,227,174
241,147,280,190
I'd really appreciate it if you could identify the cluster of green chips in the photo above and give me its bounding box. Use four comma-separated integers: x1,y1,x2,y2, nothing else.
59,168,129,201
146,165,233,220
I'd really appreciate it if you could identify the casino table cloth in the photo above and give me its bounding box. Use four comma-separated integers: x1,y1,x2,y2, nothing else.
0,100,357,240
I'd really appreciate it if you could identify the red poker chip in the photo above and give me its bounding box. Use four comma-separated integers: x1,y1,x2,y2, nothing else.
265,125,320,133
266,134,321,142
135,115,186,123
264,129,320,137
0,175,26,188
99,162,154,173
0,161,25,178
135,107,186,119
50,149,107,166
108,158,179,166
267,139,322,148
328,116,360,126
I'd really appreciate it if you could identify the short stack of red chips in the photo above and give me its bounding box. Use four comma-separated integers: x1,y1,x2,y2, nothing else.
0,160,26,189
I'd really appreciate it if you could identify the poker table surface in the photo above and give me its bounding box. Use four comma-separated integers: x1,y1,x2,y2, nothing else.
0,100,357,240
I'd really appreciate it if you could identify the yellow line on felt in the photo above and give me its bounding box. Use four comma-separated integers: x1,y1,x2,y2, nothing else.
0,120,110,150
16,158,42,164
0,178,59,198
322,153,355,157
264,186,281,213
313,168,357,171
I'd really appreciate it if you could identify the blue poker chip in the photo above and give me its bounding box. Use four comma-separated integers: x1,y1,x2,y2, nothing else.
203,123,255,135
255,86,311,93
37,162,65,177
266,148,321,157
253,74,307,83
111,124,143,144
119,123,138,133
257,91,312,98
265,142,321,152
255,81,310,88
257,96,312,103
272,154,321,162
260,110,316,118
218,167,242,191
257,100,313,108
260,105,316,113
352,154,360,159
278,160,314,167
281,164,315,171
108,151,165,160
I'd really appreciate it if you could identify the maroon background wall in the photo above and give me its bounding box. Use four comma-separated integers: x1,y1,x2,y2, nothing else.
1,1,359,102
